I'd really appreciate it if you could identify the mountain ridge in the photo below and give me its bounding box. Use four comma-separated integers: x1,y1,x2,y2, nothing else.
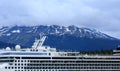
0,25,118,39
0,25,119,51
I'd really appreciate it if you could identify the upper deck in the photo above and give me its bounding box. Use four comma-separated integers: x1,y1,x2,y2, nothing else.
0,36,120,58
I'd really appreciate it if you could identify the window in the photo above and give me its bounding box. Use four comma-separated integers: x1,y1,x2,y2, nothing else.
49,53,51,56
5,67,7,69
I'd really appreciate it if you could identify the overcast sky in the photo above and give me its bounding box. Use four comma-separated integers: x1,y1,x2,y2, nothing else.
0,0,120,38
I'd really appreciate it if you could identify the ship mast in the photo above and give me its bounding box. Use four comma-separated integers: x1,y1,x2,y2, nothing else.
32,36,46,49
37,36,46,48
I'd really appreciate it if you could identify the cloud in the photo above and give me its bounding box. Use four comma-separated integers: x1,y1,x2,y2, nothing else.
0,0,120,38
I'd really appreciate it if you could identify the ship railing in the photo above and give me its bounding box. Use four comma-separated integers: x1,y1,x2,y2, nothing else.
113,50,120,52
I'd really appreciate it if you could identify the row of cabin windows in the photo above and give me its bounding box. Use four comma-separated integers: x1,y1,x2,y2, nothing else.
13,58,120,62
14,60,120,64
15,70,58,71
26,64,120,66
15,60,24,62
7,62,120,66
5,66,120,69
24,66,120,69
9,62,120,66
12,63,120,66
5,67,23,69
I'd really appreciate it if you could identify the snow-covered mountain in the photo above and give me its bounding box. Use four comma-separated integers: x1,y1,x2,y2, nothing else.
0,25,116,39
0,25,119,51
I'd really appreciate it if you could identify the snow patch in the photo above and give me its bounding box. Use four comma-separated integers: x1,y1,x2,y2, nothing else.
65,27,70,32
33,26,38,33
55,29,60,34
0,27,11,37
12,30,20,33
6,33,11,36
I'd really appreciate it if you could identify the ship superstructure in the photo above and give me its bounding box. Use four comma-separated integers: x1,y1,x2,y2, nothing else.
0,36,120,71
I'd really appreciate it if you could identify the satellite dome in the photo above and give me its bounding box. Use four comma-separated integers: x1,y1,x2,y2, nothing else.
6,47,11,51
15,45,21,51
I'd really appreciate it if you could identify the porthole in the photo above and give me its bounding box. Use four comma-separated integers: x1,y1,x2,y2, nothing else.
49,53,51,56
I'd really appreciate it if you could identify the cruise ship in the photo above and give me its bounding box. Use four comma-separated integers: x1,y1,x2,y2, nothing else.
0,36,120,71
